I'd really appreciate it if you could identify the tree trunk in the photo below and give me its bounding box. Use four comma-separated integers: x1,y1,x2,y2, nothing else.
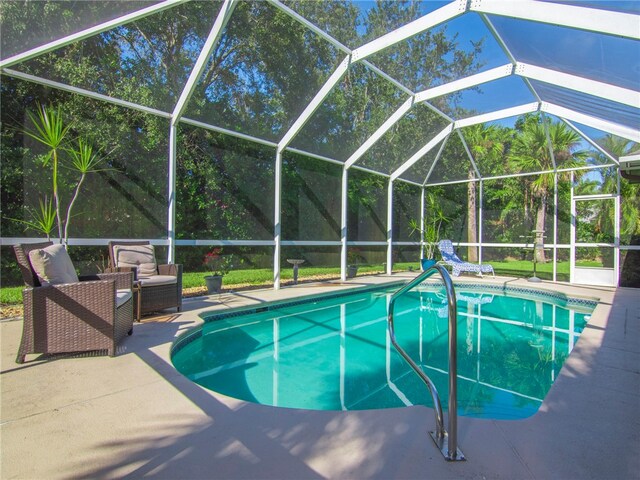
467,170,478,262
534,193,547,263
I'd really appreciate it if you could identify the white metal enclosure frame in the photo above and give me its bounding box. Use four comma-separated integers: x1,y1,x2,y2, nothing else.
1,0,638,288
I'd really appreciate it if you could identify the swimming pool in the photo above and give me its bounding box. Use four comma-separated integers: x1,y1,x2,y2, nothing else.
171,283,597,419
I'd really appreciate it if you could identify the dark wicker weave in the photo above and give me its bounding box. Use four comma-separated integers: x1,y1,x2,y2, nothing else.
13,242,134,364
107,241,182,318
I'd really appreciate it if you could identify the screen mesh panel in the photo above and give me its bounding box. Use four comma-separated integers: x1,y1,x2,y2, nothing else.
368,13,508,93
489,14,640,90
183,1,343,142
176,124,275,240
281,153,342,241
347,169,387,242
1,77,169,239
1,0,165,60
359,103,450,175
393,182,421,242
289,63,409,161
14,1,221,113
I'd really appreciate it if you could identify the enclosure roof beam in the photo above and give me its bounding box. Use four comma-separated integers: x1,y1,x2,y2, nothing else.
351,0,468,62
454,102,540,129
423,133,451,186
268,0,351,55
457,129,482,180
561,118,619,165
516,63,640,108
344,97,415,169
541,103,640,143
414,64,514,103
345,64,514,170
479,14,542,103
470,0,640,40
269,0,414,96
0,0,187,68
390,124,453,181
425,163,617,187
171,0,237,124
275,0,464,151
180,117,279,148
277,55,351,152
2,68,172,118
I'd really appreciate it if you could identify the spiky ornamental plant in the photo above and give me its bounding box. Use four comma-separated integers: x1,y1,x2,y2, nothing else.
19,103,108,246
64,138,108,243
23,103,70,242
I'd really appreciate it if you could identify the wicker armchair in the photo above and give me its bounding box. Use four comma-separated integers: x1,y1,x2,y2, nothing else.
107,241,182,319
13,242,134,364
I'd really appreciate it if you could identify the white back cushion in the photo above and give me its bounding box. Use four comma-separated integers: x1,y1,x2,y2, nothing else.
114,244,157,277
28,244,79,286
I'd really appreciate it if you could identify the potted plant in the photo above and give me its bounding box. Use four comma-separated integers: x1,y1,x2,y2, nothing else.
203,248,233,293
347,248,364,278
408,193,449,270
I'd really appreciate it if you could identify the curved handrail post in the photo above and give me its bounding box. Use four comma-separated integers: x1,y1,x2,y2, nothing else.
387,264,465,461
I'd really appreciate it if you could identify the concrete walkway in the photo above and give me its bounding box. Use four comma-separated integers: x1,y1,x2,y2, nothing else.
2,274,639,479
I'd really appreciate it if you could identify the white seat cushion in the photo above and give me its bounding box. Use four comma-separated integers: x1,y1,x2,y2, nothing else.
138,275,177,287
114,244,157,277
116,289,133,308
28,244,79,286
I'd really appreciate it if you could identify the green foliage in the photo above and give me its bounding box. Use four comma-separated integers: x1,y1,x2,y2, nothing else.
1,0,635,289
203,248,235,276
23,103,70,241
13,196,57,240
347,247,365,265
408,192,450,259
0,286,23,305
14,103,109,245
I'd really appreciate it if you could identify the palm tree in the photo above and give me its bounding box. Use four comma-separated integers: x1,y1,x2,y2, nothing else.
509,115,588,262
589,134,639,247
463,124,505,262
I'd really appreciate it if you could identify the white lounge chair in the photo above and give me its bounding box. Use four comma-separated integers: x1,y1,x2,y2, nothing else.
438,240,495,277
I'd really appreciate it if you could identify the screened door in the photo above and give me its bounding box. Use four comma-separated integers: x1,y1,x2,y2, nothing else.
570,194,619,286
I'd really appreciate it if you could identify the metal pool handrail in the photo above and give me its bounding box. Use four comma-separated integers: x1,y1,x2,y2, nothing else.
387,264,464,461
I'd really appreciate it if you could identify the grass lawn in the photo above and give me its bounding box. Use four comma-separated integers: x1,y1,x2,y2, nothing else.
0,260,602,309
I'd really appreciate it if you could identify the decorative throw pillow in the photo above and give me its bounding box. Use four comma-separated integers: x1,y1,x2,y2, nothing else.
114,244,157,277
28,244,79,286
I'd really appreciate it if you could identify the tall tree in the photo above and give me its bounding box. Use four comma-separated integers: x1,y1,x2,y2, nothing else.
509,115,588,261
463,124,505,261
588,135,639,243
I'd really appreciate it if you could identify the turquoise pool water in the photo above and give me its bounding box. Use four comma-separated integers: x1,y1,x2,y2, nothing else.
171,284,596,419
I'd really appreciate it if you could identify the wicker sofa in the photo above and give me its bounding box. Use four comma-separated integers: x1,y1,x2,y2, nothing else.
107,241,182,319
13,241,134,364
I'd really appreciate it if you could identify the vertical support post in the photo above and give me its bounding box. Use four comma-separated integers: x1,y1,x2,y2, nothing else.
615,172,621,285
569,171,576,283
274,150,283,290
387,179,394,275
341,167,348,281
167,122,177,263
478,180,483,266
553,172,558,282
420,187,425,260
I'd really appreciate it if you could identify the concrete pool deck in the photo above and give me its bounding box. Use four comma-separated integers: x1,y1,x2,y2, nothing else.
1,273,639,479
